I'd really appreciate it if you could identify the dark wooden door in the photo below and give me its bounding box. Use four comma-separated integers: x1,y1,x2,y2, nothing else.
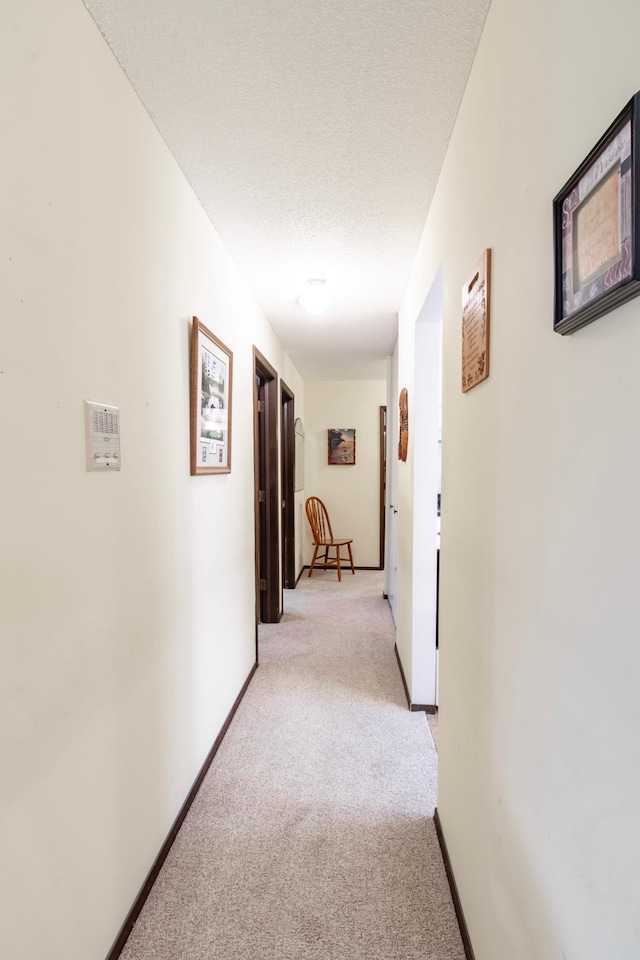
253,349,280,629
280,381,295,590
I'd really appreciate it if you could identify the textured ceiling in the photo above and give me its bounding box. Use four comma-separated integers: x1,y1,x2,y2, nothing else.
83,0,490,379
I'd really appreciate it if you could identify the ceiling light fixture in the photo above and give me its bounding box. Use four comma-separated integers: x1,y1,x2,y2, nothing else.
299,278,329,315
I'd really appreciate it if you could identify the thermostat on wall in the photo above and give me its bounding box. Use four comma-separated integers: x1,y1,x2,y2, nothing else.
84,400,121,471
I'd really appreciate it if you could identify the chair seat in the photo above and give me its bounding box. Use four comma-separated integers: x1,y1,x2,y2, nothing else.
315,537,352,546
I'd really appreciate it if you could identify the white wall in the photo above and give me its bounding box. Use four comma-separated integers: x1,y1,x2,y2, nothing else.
0,2,302,958
397,0,640,957
303,380,386,568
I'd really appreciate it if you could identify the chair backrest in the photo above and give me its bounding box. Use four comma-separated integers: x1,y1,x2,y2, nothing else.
305,497,334,544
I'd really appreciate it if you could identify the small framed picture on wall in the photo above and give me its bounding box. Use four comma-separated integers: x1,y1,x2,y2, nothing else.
328,428,356,465
190,316,233,475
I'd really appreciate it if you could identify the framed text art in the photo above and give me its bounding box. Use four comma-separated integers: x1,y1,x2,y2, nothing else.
553,92,640,334
462,249,491,392
328,428,356,465
190,316,233,475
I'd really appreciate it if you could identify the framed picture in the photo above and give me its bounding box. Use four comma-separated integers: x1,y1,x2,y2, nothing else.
328,428,356,465
190,316,233,475
553,92,640,334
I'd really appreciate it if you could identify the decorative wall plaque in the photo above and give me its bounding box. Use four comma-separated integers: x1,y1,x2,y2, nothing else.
398,388,408,461
462,249,491,393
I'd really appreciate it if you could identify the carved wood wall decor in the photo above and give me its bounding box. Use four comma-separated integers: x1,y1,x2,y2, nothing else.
461,249,491,393
398,388,408,461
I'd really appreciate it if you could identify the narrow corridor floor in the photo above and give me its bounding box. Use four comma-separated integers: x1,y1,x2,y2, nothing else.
120,571,463,960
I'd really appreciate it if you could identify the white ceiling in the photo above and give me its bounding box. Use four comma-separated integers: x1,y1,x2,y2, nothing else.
83,0,490,379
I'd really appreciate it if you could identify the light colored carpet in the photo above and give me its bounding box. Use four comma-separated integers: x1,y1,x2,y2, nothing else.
120,570,464,960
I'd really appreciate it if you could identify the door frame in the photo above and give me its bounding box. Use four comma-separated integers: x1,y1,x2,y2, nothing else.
280,380,296,591
379,405,386,569
253,347,281,630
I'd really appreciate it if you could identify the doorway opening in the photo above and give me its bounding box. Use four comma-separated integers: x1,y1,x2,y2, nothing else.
253,348,281,638
411,263,443,709
385,349,399,623
379,405,387,570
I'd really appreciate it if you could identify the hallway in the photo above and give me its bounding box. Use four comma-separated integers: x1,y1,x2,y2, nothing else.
119,572,463,959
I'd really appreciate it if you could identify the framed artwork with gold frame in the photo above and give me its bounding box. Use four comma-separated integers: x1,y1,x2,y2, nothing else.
553,93,640,334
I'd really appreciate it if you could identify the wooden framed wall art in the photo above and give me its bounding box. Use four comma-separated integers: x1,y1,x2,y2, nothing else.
190,316,233,475
398,388,408,461
462,249,491,392
328,428,356,464
553,92,640,334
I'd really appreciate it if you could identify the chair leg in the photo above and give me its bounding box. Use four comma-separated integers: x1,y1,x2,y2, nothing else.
336,545,342,581
309,545,318,577
347,542,355,574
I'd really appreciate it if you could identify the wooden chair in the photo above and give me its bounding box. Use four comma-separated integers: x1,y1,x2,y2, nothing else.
305,496,355,581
